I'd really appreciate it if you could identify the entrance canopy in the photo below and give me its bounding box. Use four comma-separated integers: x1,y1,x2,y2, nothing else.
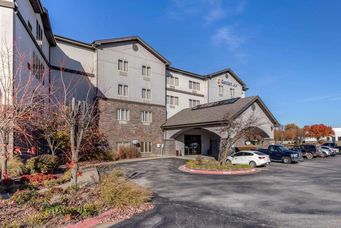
162,96,279,156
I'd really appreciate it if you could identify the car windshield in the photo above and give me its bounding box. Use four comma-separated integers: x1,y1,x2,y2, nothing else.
278,145,288,151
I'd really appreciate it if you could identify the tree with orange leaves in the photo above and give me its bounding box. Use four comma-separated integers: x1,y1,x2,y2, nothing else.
304,124,335,141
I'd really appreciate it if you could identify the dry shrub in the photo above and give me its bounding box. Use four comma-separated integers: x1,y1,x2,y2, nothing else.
0,156,26,178
100,170,151,208
115,146,140,160
236,146,258,151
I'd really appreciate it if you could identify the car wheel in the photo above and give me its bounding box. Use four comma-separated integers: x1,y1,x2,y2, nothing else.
306,153,313,160
321,152,327,158
226,159,232,164
283,156,292,164
249,161,256,168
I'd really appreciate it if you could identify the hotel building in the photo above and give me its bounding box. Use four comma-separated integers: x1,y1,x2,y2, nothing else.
0,0,279,158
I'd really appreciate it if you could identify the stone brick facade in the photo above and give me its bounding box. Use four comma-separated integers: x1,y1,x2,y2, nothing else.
98,98,166,157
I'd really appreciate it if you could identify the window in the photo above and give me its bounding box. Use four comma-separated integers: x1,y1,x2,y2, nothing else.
117,108,130,121
142,88,151,99
167,75,179,86
142,65,151,77
35,20,43,45
338,137,341,141
230,88,235,98
219,85,224,96
141,111,152,123
118,59,128,72
141,142,152,153
117,142,130,151
166,95,179,105
31,52,44,83
189,99,200,108
189,81,200,91
118,84,128,96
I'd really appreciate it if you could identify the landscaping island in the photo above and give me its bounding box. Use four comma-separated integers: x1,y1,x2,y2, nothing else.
179,157,256,175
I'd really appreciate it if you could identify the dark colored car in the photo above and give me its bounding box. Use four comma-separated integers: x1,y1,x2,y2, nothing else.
258,145,304,164
291,144,322,159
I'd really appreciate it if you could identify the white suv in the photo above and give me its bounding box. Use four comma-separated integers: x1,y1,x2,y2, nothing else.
227,151,271,167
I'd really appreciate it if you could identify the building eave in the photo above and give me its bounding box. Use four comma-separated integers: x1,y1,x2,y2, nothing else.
54,35,95,50
207,68,248,91
167,66,205,79
92,36,171,65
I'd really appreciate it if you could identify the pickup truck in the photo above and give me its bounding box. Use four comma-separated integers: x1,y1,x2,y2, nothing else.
258,145,304,164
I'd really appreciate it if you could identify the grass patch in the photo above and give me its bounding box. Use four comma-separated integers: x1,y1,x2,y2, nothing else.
186,158,251,171
100,170,152,208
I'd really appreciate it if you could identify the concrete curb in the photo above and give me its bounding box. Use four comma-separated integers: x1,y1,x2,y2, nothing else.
179,165,257,175
64,209,121,228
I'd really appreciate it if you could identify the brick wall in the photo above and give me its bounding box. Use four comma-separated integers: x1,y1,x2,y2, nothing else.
98,98,166,157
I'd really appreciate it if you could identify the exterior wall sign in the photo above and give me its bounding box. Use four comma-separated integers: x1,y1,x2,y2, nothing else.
216,78,238,87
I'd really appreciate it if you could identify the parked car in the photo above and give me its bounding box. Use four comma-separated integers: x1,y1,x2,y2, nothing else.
322,143,340,153
321,146,337,156
291,144,322,159
226,151,270,168
258,145,304,164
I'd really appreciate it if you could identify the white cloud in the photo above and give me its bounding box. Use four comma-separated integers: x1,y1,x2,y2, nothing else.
299,94,341,103
211,26,244,50
168,0,245,24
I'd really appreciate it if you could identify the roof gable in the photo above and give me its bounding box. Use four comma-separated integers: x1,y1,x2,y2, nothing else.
92,36,170,65
163,96,279,129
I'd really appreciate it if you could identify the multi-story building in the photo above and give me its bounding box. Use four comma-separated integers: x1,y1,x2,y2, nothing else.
0,0,279,158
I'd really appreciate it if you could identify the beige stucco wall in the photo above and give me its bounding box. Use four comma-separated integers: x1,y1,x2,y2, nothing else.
97,41,166,106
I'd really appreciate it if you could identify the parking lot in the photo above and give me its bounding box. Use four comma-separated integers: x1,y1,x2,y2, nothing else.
104,155,341,227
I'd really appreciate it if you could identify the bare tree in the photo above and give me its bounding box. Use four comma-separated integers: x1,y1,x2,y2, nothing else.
0,44,47,179
49,64,97,189
218,112,265,164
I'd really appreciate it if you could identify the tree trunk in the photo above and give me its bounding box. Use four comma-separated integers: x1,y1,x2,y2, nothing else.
1,144,8,180
71,160,79,190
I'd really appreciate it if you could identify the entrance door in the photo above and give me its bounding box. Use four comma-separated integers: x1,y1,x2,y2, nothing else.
184,135,201,155
210,139,220,159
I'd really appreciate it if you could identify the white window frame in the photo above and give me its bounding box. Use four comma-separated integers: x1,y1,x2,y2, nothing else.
189,80,200,91
141,142,152,153
142,88,151,99
117,108,130,121
118,59,128,72
141,111,152,123
189,99,200,108
219,85,224,96
166,95,179,106
117,142,130,151
230,88,235,98
167,75,179,86
118,84,128,96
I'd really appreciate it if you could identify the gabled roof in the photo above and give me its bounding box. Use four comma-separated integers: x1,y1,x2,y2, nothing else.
167,66,205,79
92,36,171,65
54,35,95,50
162,96,279,129
167,66,248,91
207,68,248,91
28,0,56,46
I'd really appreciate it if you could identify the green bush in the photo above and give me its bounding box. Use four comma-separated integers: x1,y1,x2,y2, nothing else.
25,155,59,174
11,189,37,205
186,159,251,171
0,156,26,178
100,170,151,208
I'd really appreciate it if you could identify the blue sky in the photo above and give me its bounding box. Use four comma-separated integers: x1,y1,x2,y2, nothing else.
43,0,341,127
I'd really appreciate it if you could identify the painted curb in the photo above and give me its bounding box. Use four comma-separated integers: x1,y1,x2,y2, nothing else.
64,209,119,228
179,165,256,175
